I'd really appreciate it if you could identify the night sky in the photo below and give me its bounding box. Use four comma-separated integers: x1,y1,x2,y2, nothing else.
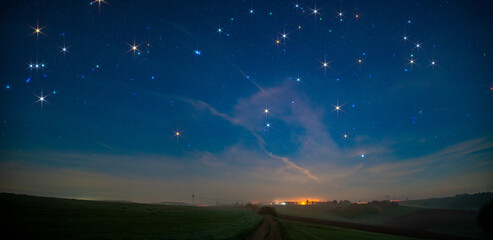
0,0,492,204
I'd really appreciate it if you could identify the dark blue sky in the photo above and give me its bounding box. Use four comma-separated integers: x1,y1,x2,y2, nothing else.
0,0,492,203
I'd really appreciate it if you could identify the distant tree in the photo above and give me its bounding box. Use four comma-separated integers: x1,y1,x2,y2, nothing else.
257,206,278,217
477,199,493,233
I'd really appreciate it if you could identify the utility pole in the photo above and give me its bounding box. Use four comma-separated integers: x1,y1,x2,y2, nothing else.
384,194,391,201
192,194,195,205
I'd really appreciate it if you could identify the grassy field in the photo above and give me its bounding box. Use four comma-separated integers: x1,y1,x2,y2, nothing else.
275,205,420,225
0,193,262,240
277,219,417,240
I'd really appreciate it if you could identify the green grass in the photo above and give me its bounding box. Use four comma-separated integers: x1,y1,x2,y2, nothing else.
277,219,417,240
275,205,420,225
1,193,262,240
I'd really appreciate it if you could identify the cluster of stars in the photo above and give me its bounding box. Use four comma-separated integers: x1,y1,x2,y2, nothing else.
9,1,483,161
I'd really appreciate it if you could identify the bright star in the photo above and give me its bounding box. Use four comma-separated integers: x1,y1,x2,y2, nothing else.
126,40,142,56
194,50,201,55
282,33,287,38
266,123,270,127
361,154,365,158
59,44,70,55
92,0,109,12
34,91,50,108
331,100,344,117
171,129,183,142
358,59,362,63
249,9,254,14
29,21,46,39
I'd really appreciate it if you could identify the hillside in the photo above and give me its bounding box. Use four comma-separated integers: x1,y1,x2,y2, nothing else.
0,193,262,240
402,192,493,210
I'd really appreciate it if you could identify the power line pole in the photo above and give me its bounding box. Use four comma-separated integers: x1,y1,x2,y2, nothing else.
384,194,391,201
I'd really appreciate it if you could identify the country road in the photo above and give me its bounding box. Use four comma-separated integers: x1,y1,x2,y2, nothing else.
247,216,282,240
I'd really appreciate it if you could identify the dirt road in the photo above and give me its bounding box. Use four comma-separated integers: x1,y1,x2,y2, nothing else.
247,215,282,240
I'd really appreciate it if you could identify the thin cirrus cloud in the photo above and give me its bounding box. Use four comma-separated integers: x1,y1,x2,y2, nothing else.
1,83,492,202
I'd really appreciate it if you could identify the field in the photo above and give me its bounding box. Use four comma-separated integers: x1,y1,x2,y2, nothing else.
275,204,490,239
3,193,489,239
277,219,417,240
274,205,420,225
0,193,262,240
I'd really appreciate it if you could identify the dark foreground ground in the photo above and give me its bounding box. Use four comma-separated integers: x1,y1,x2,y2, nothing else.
0,193,262,240
279,214,480,240
275,204,490,239
2,193,490,239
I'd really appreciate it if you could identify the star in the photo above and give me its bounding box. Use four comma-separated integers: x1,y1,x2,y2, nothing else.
126,40,142,56
171,129,183,142
29,21,46,39
59,44,70,55
92,0,109,12
194,50,201,55
358,59,362,63
34,91,50,108
361,154,365,158
264,108,269,114
321,59,332,70
249,9,254,14
311,6,320,17
331,100,344,117
266,123,271,128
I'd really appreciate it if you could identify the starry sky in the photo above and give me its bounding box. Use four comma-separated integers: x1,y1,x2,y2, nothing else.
0,0,492,204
